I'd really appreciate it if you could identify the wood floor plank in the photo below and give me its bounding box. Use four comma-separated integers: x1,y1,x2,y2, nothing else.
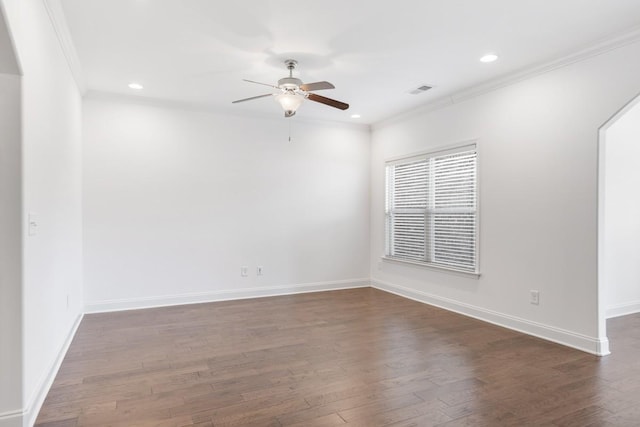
34,288,640,426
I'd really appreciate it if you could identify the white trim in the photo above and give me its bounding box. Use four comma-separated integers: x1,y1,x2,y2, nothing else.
84,90,371,132
85,279,370,313
0,410,22,427
371,279,610,356
451,26,640,105
0,315,84,427
384,140,478,164
42,0,86,93
384,142,479,275
22,313,83,427
381,256,480,278
606,301,640,319
373,26,640,130
597,92,640,349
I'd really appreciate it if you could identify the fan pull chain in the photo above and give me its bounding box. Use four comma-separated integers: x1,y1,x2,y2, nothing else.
288,120,292,142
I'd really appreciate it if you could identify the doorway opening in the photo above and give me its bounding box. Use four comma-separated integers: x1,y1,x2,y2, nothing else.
598,93,640,355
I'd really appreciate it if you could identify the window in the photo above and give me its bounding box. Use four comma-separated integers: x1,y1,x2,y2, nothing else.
385,144,478,274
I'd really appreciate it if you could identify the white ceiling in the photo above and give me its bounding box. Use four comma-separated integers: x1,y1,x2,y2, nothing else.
59,0,640,124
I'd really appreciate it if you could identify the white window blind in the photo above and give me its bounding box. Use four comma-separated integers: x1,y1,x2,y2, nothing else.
385,145,478,273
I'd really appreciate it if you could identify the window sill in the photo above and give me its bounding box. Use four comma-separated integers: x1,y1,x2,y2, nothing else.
380,256,481,279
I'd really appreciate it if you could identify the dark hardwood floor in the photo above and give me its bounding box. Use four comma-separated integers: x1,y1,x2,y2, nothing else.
35,288,640,426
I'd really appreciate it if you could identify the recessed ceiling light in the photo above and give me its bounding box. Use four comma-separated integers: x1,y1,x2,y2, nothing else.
351,114,361,119
480,54,499,63
128,82,144,90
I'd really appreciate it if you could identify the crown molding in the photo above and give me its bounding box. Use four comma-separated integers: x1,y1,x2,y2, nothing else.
42,0,86,94
450,25,640,104
373,25,640,130
84,90,372,132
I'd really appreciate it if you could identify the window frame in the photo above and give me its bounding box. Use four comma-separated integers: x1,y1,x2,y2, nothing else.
382,141,480,278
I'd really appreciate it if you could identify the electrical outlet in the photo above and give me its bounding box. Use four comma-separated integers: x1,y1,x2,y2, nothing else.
257,266,263,276
530,290,540,305
241,266,248,277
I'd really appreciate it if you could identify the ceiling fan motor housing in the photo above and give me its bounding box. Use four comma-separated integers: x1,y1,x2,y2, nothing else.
278,77,303,91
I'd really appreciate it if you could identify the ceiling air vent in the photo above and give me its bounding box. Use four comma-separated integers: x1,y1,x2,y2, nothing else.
409,85,432,95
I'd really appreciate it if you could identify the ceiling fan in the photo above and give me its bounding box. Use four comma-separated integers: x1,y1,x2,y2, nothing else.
232,59,349,118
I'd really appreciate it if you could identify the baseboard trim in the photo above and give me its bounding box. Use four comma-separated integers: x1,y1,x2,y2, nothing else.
372,279,610,356
606,301,640,319
22,313,84,427
84,279,370,314
0,409,23,427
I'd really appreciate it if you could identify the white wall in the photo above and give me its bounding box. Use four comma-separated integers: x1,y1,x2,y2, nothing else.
603,99,640,318
370,40,640,355
0,0,20,69
0,73,22,423
0,0,84,425
0,3,18,75
0,2,23,424
82,96,370,311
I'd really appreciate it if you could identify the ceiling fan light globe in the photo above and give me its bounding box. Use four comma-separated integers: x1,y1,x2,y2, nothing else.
275,93,304,114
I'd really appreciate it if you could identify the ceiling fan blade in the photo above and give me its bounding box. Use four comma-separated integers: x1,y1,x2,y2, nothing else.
307,93,349,110
232,94,273,104
300,81,335,91
242,79,279,89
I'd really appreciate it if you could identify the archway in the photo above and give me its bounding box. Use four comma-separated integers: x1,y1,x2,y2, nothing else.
598,92,640,355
